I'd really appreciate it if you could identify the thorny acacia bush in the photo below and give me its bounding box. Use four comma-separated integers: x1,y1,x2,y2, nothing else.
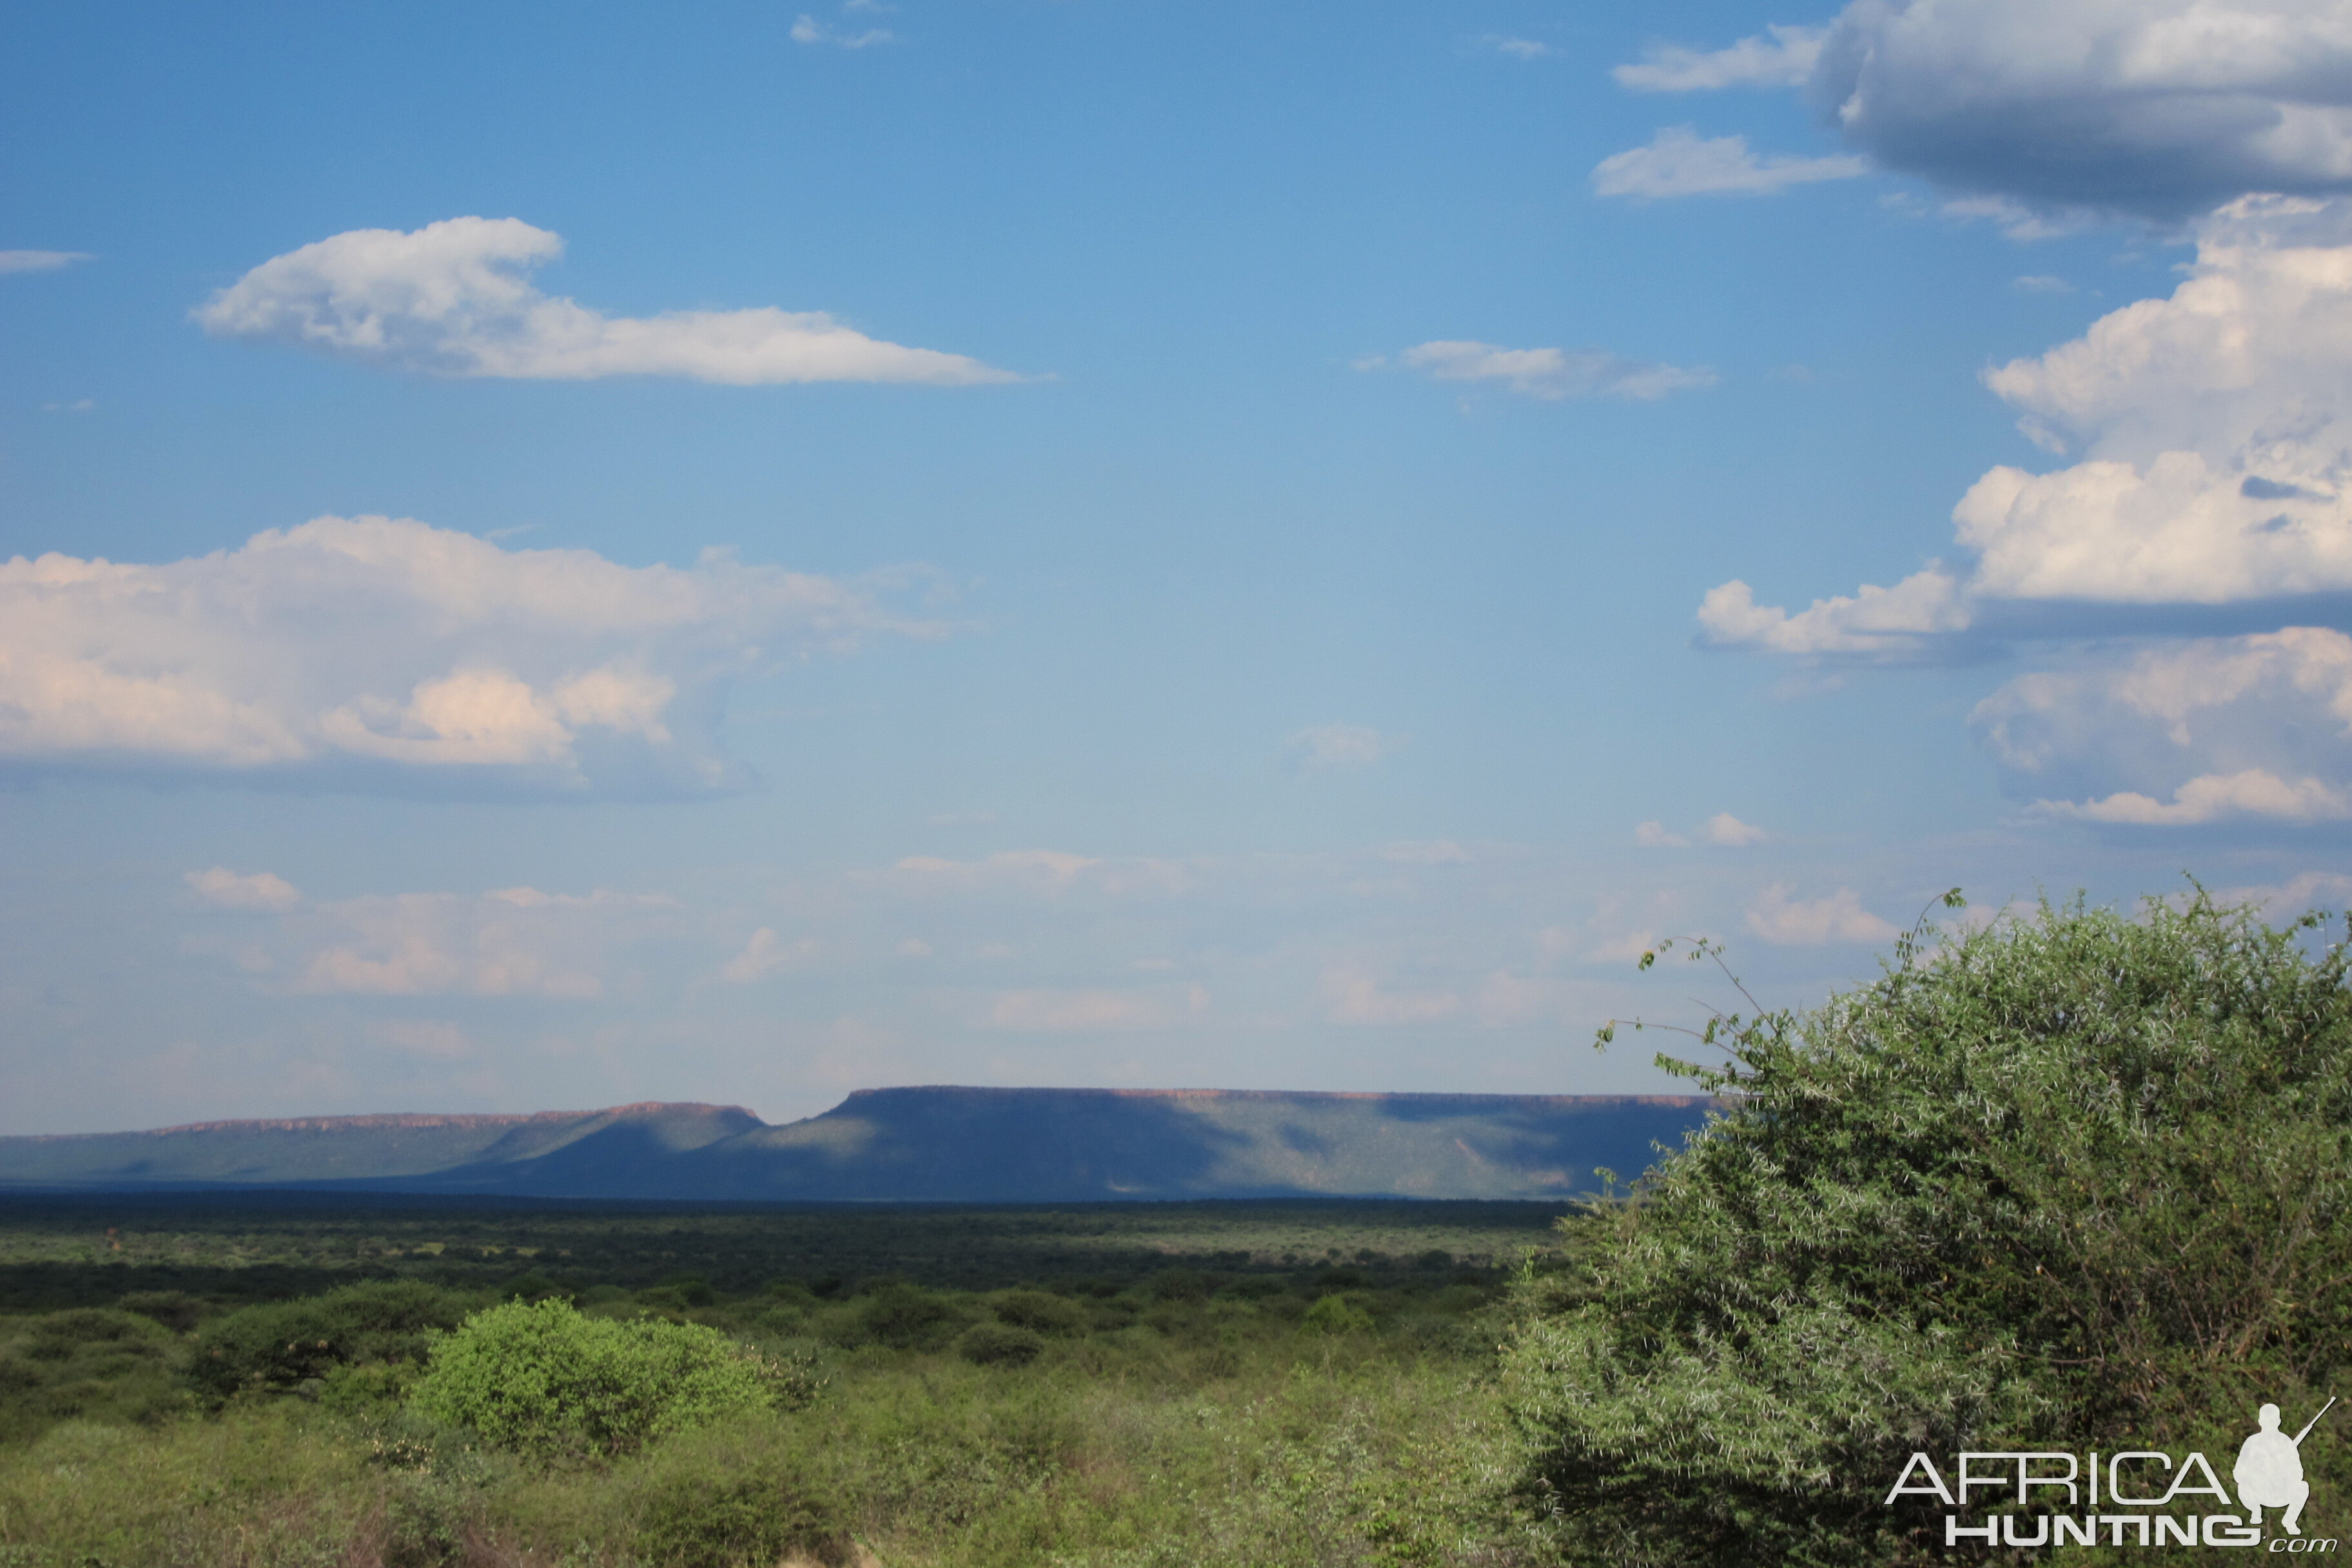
1504,893,2352,1565
412,1298,820,1458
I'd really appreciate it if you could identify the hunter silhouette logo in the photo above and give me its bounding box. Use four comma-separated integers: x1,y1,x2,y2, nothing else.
1884,1396,2339,1550
2240,1399,2335,1537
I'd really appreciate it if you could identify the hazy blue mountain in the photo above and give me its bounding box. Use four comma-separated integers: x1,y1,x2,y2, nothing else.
0,1088,1717,1201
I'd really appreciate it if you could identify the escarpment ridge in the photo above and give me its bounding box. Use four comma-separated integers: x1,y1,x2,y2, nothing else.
0,1088,1717,1201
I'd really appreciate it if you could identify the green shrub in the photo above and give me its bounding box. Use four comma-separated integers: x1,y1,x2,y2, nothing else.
496,1271,572,1304
187,1279,466,1402
636,1465,851,1567
115,1290,206,1332
986,1288,1086,1335
1507,894,2352,1565
320,1358,419,1413
374,1465,478,1568
841,1282,970,1351
634,1275,716,1313
23,1307,163,1358
955,1322,1044,1367
1145,1268,1211,1301
412,1298,785,1458
1300,1295,1374,1336
0,1308,188,1440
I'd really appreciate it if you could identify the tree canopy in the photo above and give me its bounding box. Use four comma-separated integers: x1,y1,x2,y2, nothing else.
1504,893,2352,1565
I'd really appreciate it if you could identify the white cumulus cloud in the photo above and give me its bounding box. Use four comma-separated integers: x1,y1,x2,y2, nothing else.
196,217,1010,386
1701,812,1768,846
1615,25,1825,92
1696,571,1970,657
1382,340,1717,400
1592,127,1868,199
1810,0,2352,222
1972,628,2352,821
1615,3,2352,224
1744,884,1897,945
1702,197,2352,659
0,514,924,795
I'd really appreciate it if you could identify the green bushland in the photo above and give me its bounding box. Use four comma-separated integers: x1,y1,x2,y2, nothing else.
0,1195,1561,1311
1505,893,2352,1564
0,1201,1536,1565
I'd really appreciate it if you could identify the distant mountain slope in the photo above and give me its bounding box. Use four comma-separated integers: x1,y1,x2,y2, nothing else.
0,1089,1718,1201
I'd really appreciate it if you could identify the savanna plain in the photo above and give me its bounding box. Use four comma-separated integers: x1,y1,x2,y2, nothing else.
0,1195,1572,1568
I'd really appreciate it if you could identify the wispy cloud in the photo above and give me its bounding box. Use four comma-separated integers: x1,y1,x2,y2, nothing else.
186,868,302,912
1613,25,1824,92
1370,340,1716,400
1482,35,1551,59
791,12,894,48
0,250,91,275
197,217,1007,385
1594,127,1868,199
981,985,1204,1032
1745,884,1897,945
720,927,819,983
1321,964,1460,1026
191,885,681,997
1635,813,1766,848
2032,772,2352,826
1288,723,1404,773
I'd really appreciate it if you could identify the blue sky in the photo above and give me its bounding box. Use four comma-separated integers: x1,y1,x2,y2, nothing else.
7,0,2352,1133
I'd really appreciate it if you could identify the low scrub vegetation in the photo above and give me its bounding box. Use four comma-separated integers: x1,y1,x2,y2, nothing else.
0,1211,1538,1565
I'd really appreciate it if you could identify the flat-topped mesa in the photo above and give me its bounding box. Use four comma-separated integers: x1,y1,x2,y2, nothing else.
97,1110,602,1140
112,1102,760,1140
839,1085,1705,1106
0,1088,1721,1202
